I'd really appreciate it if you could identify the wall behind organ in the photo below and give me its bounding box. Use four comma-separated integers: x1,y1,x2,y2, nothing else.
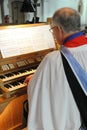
43,0,87,25
43,0,78,21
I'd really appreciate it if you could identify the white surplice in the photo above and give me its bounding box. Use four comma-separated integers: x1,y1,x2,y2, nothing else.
27,45,87,130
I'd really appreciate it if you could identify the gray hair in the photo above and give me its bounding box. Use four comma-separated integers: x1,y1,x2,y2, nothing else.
52,8,81,33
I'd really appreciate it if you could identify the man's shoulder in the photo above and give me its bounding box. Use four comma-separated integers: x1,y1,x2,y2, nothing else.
44,50,61,62
46,50,60,57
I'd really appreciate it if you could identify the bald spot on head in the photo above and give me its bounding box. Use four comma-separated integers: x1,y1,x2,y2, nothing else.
56,7,77,17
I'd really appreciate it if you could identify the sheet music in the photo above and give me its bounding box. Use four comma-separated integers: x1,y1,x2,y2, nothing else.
0,25,55,58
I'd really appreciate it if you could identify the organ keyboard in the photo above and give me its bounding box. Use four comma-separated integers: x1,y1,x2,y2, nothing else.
0,48,54,97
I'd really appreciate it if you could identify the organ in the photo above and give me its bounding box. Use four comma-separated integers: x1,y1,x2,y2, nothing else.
0,23,56,130
0,48,53,96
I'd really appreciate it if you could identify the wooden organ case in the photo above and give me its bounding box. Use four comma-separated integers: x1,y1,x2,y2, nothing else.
0,23,55,130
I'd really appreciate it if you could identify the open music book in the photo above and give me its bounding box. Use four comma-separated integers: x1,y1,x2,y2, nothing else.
0,24,55,58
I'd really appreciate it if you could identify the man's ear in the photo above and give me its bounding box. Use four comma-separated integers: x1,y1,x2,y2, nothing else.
56,25,64,45
57,25,64,34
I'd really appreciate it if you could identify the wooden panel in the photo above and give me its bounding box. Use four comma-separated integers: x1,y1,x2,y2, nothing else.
0,94,27,130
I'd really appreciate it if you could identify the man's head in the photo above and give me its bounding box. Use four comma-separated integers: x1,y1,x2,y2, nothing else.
52,7,81,45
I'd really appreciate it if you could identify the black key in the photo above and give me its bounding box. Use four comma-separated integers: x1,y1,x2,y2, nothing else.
19,70,26,73
5,73,14,77
13,72,20,75
4,84,11,89
0,75,5,79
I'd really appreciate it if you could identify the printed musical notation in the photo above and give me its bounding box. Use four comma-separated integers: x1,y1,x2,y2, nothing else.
0,25,55,58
